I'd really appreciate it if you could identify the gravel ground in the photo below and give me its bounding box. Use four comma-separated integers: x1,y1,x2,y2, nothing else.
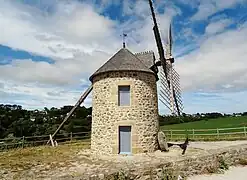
188,140,247,150
186,141,247,180
1,140,247,179
188,166,247,180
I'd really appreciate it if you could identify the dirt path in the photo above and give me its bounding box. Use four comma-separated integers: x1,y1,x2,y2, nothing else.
188,166,247,180
188,140,247,150
186,141,247,180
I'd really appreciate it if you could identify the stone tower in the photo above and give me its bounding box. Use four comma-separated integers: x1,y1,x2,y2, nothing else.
89,48,159,155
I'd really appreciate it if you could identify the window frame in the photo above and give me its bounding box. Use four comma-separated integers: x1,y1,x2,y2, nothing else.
118,85,131,106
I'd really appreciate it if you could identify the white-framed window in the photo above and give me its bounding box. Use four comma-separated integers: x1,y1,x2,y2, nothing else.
118,85,130,106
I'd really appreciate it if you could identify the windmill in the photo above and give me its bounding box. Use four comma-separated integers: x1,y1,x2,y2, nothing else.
148,0,183,116
47,0,184,145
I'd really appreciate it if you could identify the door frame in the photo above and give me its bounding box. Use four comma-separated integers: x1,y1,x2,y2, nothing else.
118,125,132,155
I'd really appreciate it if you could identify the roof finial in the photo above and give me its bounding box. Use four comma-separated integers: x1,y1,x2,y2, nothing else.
122,33,127,48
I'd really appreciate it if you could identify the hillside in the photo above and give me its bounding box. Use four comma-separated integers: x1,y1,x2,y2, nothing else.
161,116,247,130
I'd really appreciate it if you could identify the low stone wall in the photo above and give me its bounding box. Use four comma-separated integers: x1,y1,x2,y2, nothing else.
3,143,247,180
87,143,247,180
174,144,247,177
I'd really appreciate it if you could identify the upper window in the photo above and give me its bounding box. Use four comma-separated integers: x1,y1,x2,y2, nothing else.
118,85,130,106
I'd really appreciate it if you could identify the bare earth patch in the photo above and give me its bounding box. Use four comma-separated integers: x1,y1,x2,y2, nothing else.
0,140,247,179
188,166,247,180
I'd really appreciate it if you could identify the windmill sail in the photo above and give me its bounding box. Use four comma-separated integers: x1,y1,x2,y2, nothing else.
166,23,183,116
165,23,174,63
148,0,183,116
148,0,168,79
159,67,183,115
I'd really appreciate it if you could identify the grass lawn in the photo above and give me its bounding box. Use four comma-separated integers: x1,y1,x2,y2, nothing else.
0,141,92,179
160,116,247,141
161,116,247,130
0,142,90,170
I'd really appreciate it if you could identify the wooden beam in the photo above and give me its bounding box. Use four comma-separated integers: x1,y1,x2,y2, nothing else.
47,85,93,144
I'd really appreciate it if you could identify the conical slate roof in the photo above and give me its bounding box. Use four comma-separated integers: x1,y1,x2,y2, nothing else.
89,48,154,81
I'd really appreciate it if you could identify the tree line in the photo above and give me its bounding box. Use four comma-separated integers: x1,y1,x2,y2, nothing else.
159,112,247,126
0,104,246,139
0,104,91,139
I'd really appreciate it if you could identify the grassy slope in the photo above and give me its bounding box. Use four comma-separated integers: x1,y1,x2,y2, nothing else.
0,142,90,169
160,116,247,130
160,116,247,140
0,142,91,179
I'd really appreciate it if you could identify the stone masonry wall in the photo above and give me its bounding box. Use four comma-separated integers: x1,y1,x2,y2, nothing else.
91,71,159,155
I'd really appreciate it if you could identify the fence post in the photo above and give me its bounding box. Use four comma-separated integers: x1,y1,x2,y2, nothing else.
244,127,246,137
22,136,25,148
192,129,195,140
70,132,73,143
170,130,173,140
217,128,219,139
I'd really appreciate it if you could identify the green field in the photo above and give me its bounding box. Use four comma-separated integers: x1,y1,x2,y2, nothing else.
161,116,247,130
160,116,247,141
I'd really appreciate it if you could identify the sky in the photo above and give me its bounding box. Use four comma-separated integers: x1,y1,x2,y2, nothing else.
0,0,247,115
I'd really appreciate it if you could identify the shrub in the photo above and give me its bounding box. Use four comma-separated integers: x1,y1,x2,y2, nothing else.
238,158,247,165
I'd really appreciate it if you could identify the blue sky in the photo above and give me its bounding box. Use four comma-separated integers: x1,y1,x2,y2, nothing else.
0,0,247,114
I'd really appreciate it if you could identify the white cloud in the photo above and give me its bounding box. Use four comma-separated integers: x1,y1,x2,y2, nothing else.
182,90,247,114
0,0,171,109
0,0,122,109
205,19,232,34
0,0,247,114
122,0,148,17
191,0,247,21
0,80,92,109
176,0,199,9
0,0,119,58
120,3,180,53
191,2,217,21
0,0,121,85
176,25,247,93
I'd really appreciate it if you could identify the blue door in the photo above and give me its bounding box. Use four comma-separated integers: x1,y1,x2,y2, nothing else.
119,126,131,154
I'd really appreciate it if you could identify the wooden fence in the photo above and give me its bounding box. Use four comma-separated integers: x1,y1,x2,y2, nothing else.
0,131,91,151
163,126,247,141
1,126,247,151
